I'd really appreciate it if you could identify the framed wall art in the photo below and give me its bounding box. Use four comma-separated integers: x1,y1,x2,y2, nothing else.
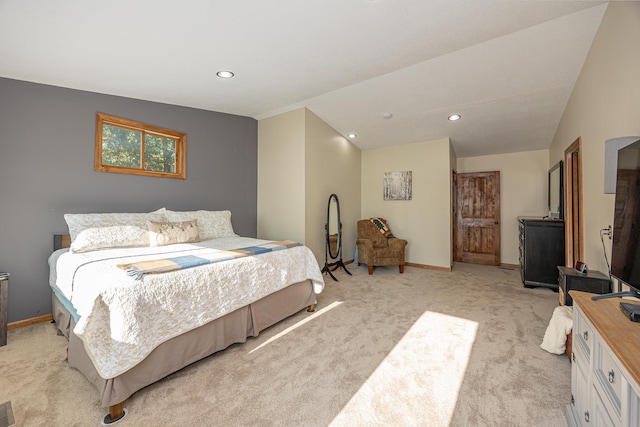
383,171,412,200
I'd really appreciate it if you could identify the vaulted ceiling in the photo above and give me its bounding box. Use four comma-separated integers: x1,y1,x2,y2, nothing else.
0,1,609,157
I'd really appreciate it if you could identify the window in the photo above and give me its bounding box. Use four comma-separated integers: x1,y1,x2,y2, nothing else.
95,113,187,179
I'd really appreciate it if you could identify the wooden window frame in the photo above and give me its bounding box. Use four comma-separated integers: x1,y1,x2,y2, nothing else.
95,113,187,179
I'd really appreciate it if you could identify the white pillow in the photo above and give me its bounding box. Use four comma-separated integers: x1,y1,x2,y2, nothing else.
147,219,200,247
166,209,237,240
70,225,152,253
64,208,168,241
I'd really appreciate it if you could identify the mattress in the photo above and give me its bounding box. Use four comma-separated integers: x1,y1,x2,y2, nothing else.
49,236,325,378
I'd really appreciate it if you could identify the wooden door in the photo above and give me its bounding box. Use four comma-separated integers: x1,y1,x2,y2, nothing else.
455,171,501,265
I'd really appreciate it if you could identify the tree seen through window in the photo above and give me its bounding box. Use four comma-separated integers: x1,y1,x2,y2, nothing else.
95,113,186,179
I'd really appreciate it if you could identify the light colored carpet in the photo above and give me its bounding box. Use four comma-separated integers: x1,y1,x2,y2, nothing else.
0,262,571,427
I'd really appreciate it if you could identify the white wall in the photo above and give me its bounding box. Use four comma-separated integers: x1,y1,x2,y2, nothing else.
258,108,361,265
361,138,452,269
549,1,640,276
304,109,361,265
457,150,549,265
257,109,306,243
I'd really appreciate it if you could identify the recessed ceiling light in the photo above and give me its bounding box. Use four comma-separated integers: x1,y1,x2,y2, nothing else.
348,133,357,139
383,112,393,119
448,114,461,121
216,70,235,78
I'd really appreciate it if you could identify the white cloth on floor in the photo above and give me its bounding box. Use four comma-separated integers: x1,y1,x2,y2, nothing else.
540,305,573,354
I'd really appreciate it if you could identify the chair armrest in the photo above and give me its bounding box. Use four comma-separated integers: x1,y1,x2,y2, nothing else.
356,238,374,250
388,238,407,250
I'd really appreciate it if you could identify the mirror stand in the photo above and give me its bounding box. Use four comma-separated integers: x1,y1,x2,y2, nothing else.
321,193,351,281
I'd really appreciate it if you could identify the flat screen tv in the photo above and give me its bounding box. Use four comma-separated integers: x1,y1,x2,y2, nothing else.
598,139,640,300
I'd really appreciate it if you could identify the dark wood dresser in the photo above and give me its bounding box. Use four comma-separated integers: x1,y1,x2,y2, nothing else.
518,217,565,289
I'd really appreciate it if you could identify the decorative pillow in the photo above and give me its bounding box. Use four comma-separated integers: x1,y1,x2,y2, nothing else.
166,210,237,240
70,225,153,253
147,220,200,247
369,217,394,238
64,208,168,241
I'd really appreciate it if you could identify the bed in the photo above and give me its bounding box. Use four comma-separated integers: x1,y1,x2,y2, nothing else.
48,208,324,423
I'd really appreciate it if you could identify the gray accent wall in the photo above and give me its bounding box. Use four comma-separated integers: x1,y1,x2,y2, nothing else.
0,77,257,323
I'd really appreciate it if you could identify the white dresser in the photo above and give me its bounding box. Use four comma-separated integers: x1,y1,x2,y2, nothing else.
567,291,640,427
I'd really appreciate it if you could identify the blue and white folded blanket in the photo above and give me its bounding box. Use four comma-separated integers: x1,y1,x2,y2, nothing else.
118,240,301,280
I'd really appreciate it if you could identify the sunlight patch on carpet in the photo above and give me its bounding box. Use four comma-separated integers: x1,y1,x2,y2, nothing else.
330,311,478,427
248,301,343,354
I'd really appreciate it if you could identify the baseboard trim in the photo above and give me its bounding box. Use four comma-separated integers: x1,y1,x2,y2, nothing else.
500,263,519,269
405,262,452,272
7,314,52,331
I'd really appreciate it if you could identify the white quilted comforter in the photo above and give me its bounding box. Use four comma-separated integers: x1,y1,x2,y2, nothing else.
49,236,325,379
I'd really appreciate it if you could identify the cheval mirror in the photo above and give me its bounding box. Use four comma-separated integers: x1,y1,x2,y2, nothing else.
321,193,351,281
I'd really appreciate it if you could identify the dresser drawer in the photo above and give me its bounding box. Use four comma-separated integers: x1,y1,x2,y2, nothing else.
568,292,640,427
594,337,623,422
599,345,623,403
574,308,594,360
593,385,618,427
629,382,640,427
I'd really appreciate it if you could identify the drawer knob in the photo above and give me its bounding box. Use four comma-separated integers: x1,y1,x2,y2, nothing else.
584,410,590,422
608,370,615,383
583,331,589,341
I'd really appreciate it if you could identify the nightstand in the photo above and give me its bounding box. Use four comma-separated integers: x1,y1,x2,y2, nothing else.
557,266,610,306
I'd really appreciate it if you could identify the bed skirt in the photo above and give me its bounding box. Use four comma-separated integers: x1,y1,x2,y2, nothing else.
51,279,316,408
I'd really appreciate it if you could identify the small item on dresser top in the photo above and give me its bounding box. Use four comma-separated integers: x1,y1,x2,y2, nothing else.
620,302,640,322
574,260,588,274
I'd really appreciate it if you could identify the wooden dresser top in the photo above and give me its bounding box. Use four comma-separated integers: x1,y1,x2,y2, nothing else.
571,291,640,386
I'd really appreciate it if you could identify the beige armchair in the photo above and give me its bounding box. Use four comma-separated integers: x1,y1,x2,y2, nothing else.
356,219,407,275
